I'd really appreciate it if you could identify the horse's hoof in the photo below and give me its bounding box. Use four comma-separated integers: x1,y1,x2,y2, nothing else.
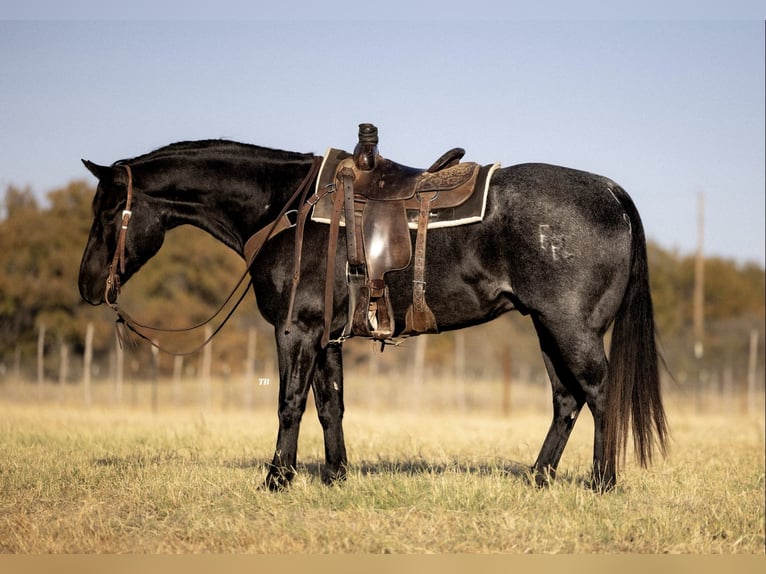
321,465,347,486
586,474,616,493
529,465,555,488
263,467,294,492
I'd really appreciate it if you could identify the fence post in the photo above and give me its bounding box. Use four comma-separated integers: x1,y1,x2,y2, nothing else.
151,343,160,414
13,345,21,399
244,327,256,410
502,343,512,417
13,345,21,379
58,342,69,400
454,331,466,412
200,326,212,410
114,330,124,404
368,342,380,408
747,330,759,415
411,335,427,409
37,323,46,401
173,355,184,407
83,322,94,408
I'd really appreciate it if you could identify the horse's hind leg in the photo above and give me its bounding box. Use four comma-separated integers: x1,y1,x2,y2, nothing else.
531,316,612,489
531,317,586,486
311,343,348,484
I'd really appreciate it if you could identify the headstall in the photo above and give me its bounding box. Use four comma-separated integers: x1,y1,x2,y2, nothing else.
105,164,133,308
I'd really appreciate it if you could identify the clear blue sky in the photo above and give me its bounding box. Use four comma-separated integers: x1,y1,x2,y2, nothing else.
1,4,764,265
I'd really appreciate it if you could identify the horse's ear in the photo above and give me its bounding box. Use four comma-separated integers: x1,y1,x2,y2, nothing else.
81,159,112,181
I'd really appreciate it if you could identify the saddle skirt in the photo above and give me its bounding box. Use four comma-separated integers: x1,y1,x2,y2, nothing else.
311,148,499,229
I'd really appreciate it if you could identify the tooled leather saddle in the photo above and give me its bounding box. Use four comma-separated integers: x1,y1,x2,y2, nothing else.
305,123,498,346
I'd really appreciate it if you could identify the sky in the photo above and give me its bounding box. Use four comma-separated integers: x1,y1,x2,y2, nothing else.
1,3,764,266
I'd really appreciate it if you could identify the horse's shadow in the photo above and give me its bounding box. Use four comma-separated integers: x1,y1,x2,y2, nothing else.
224,456,529,476
223,456,585,487
94,453,587,488
350,458,533,478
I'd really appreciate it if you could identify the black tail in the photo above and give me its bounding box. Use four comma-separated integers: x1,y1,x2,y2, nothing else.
605,188,669,469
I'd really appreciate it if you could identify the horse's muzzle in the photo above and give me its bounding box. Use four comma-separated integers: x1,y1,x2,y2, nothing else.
79,278,107,306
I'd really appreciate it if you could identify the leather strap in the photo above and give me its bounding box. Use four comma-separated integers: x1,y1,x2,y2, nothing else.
283,182,335,334
242,212,294,266
404,191,438,334
105,164,134,306
242,157,322,266
322,183,346,347
339,165,362,265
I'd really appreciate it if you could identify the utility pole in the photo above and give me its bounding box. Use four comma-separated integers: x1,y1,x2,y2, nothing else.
693,192,705,410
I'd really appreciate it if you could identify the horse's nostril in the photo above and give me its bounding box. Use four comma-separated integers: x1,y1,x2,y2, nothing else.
79,280,103,306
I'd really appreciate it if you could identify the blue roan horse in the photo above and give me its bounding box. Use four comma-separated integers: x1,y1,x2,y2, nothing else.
78,138,668,491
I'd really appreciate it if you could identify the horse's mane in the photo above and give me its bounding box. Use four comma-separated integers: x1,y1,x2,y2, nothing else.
116,139,314,166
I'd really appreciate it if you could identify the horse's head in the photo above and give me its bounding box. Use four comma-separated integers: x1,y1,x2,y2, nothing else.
78,160,166,305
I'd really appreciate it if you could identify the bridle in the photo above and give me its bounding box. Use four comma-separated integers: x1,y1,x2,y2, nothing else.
104,157,322,354
104,164,134,308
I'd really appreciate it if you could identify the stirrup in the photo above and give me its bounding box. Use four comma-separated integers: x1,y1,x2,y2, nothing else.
352,284,395,340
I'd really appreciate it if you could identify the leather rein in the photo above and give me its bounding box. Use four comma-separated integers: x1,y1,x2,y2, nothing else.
105,157,322,355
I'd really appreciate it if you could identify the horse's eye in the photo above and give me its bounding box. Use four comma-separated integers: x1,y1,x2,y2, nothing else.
100,210,120,227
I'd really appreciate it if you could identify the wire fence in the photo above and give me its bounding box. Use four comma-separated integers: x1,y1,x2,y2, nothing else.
2,353,762,419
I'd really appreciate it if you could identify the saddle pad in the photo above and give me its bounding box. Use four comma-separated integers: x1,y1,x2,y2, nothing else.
311,148,500,229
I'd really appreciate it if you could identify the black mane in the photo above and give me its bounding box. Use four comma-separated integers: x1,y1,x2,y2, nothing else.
115,139,314,166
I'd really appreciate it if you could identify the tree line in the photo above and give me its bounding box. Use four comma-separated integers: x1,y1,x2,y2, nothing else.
1,180,763,389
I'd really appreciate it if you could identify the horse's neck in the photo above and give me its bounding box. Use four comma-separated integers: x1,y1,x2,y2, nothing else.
152,187,248,253
148,160,310,255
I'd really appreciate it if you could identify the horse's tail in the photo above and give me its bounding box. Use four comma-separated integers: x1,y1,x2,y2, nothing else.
605,186,669,470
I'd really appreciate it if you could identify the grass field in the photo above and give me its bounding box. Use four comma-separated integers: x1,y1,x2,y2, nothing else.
0,389,763,553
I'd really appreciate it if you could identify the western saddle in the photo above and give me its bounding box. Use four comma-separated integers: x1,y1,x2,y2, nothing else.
286,123,496,347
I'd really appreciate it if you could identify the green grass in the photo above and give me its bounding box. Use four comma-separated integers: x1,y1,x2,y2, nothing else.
0,399,763,553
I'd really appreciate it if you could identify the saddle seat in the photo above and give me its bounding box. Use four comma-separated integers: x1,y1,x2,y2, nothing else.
349,154,479,207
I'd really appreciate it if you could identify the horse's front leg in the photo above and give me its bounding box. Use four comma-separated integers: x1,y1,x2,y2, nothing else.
312,342,347,484
265,329,319,491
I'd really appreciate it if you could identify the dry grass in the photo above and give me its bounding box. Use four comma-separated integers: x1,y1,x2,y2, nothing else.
0,394,763,553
